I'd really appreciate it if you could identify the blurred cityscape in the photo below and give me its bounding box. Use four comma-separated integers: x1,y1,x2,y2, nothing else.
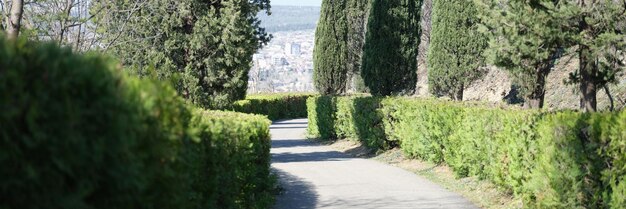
248,30,316,93
248,6,320,93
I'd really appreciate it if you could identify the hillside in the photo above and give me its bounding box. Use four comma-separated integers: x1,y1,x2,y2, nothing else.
259,6,321,32
460,55,626,111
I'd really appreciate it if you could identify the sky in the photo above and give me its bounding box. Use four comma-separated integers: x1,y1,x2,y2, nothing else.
271,0,322,6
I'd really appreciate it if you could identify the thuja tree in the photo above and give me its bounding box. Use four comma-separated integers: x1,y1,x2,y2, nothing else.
346,0,370,93
555,0,626,112
361,0,422,96
93,0,270,108
427,0,487,100
476,0,564,108
313,0,349,95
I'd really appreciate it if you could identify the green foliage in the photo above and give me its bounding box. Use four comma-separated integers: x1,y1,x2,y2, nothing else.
306,96,336,140
306,94,626,208
230,93,315,120
313,0,349,95
592,111,626,209
361,0,422,96
381,98,463,163
345,0,371,93
184,109,273,209
476,0,563,107
427,0,487,100
334,97,386,149
93,0,271,109
0,38,273,209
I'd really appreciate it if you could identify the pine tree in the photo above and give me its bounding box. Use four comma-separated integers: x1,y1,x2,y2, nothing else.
476,0,564,108
555,0,626,112
427,0,487,100
93,0,270,108
313,0,349,95
361,0,422,96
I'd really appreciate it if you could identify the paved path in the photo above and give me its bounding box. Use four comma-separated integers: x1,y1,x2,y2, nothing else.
271,119,479,209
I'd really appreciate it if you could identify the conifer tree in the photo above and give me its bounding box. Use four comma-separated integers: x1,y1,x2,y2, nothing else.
361,0,422,96
313,0,349,95
427,0,487,100
476,0,564,108
555,0,626,112
346,0,370,92
93,0,270,108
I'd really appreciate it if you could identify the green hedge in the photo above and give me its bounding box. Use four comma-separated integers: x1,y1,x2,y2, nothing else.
334,97,386,149
307,96,626,208
184,109,273,209
230,93,314,120
0,38,273,209
306,96,336,140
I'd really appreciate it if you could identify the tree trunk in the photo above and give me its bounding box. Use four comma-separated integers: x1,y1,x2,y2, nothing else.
579,45,598,112
525,64,550,109
454,83,464,101
604,85,615,111
6,0,24,39
578,0,598,112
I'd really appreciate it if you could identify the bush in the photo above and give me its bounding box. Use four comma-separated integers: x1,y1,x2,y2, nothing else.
0,38,273,209
306,95,626,208
306,96,336,139
334,97,386,149
381,98,463,163
183,109,273,209
230,93,314,120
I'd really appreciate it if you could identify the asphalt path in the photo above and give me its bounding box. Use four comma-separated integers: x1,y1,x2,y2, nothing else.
271,119,480,209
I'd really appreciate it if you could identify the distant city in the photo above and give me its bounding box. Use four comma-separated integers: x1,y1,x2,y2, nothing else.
248,6,320,93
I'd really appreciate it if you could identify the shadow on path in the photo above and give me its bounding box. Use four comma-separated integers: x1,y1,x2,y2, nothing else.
272,151,351,163
273,168,319,209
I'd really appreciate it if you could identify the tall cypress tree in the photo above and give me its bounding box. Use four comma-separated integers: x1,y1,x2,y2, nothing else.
361,0,422,96
346,0,370,93
313,0,349,95
427,0,487,100
476,0,563,109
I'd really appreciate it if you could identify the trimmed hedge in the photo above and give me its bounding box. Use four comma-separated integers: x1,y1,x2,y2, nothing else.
334,97,387,149
306,96,336,140
184,109,273,209
0,38,273,209
307,96,626,208
231,93,314,120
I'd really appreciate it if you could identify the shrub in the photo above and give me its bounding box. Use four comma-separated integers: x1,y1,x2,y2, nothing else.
0,38,273,209
183,109,273,209
306,95,626,208
0,38,187,209
306,96,336,139
381,98,463,163
334,97,386,149
230,93,314,120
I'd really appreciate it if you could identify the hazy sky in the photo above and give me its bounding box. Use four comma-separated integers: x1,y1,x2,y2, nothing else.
271,0,322,6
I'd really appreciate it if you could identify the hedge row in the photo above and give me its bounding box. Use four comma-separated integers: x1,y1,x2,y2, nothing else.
0,39,273,209
307,96,626,208
230,93,315,120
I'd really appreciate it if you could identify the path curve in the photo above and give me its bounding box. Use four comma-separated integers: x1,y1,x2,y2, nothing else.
271,119,479,209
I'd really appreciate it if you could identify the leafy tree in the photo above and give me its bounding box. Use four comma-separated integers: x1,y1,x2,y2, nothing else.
476,0,564,108
313,0,349,95
427,0,487,100
361,0,422,96
93,0,270,108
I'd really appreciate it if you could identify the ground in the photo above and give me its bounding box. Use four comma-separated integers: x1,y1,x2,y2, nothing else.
270,119,479,209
